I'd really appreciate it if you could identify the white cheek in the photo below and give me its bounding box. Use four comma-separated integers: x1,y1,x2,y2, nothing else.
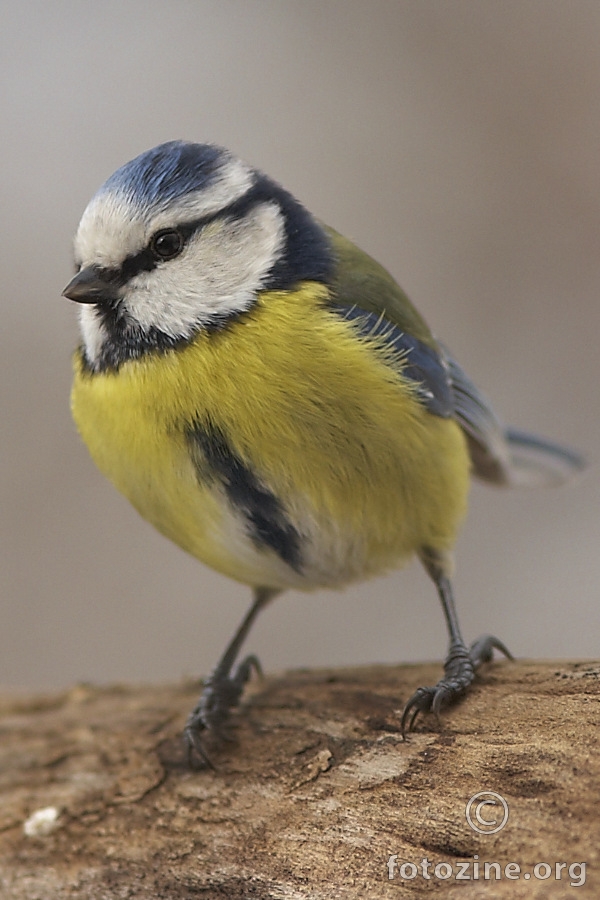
125,202,286,337
79,306,108,364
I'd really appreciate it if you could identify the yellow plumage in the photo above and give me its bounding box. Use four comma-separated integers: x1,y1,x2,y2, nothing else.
66,140,582,756
71,283,470,591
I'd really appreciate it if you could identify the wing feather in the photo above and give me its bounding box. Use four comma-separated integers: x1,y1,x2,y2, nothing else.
324,226,583,486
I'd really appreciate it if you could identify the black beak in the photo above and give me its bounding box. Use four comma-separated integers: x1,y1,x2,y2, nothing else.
62,267,121,305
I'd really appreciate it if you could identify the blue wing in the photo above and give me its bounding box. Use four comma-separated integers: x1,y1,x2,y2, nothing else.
330,305,583,485
330,305,454,418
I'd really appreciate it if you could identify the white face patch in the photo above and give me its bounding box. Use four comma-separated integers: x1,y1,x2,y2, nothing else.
73,156,255,270
75,191,145,270
124,201,286,338
79,305,109,365
77,198,286,366
71,146,290,366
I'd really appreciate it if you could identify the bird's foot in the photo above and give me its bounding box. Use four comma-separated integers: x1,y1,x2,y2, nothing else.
183,654,262,768
401,635,512,737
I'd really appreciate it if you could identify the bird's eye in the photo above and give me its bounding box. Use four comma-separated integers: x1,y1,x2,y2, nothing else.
150,229,184,261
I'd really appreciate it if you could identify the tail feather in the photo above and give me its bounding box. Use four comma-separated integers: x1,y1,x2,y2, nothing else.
503,428,586,488
442,346,585,488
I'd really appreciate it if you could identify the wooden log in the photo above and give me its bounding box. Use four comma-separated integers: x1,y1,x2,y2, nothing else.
0,660,598,898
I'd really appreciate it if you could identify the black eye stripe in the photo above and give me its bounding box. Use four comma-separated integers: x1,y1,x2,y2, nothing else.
120,247,156,281
113,200,253,285
104,173,333,293
115,182,290,285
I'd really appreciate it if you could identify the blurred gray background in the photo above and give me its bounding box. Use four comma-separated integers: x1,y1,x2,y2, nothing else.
1,1,598,691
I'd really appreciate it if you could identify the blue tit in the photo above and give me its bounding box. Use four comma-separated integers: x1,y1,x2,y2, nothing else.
63,141,583,765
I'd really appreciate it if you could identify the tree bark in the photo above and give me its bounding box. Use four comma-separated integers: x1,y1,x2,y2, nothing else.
0,660,598,898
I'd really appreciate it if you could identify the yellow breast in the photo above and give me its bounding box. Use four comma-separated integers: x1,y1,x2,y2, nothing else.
71,284,471,590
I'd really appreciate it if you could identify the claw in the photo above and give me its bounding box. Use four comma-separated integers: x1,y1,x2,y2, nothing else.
184,722,216,770
183,653,262,767
400,686,434,737
407,705,421,733
401,633,511,738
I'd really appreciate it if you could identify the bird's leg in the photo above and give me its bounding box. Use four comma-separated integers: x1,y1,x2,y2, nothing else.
401,548,512,736
184,586,279,767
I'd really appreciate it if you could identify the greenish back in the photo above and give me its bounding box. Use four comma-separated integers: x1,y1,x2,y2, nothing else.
324,225,437,349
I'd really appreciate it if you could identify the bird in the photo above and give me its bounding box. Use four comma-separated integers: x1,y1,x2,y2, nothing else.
63,141,583,766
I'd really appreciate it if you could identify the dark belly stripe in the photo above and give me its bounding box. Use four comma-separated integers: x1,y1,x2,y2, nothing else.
186,422,302,571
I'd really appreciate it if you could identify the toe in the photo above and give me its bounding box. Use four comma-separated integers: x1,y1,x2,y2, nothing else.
183,720,215,770
232,654,263,688
401,686,435,736
470,634,513,668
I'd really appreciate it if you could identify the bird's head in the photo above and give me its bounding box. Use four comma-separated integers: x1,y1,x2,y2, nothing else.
64,141,332,371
